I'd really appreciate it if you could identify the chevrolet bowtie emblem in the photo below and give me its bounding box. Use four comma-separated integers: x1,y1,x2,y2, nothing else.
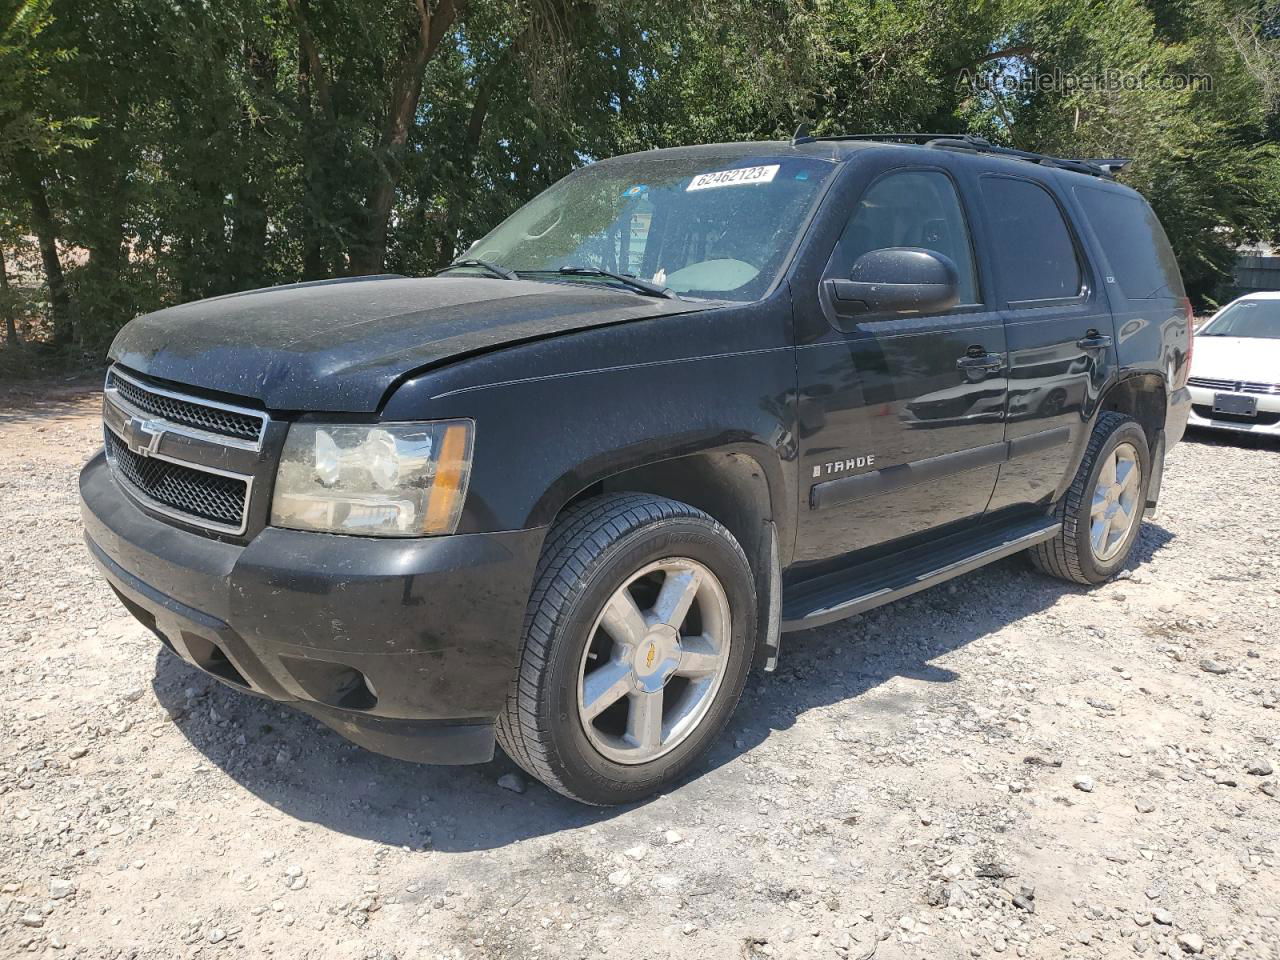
123,416,165,457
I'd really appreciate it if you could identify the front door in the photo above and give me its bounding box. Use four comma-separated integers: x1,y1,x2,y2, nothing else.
794,165,1007,564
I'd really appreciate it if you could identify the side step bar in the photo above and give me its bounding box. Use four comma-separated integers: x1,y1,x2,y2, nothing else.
780,517,1061,632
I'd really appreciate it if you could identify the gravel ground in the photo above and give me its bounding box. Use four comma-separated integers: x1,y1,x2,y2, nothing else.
1,382,1278,960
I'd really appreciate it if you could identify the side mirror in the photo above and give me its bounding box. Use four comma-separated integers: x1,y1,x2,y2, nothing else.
823,247,960,327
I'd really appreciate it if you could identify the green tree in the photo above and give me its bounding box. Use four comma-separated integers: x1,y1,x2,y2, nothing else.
0,0,93,345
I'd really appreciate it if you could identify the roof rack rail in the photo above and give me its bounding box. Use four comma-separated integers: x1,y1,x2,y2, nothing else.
1071,157,1133,175
790,130,1128,180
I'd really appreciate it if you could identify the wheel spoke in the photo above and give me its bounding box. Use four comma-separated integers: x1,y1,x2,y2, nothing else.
653,568,701,628
1101,451,1118,488
626,690,664,751
1115,458,1136,494
600,588,648,647
581,661,633,721
675,634,721,677
1091,491,1109,516
1092,514,1111,555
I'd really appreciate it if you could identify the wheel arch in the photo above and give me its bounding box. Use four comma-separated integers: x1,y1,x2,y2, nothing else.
538,442,789,577
1096,371,1168,512
1098,371,1167,448
533,443,790,671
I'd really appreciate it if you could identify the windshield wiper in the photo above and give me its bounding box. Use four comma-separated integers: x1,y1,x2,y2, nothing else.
519,266,677,299
437,258,519,280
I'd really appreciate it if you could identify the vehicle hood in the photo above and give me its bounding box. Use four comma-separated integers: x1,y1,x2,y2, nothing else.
1191,336,1280,385
109,275,710,411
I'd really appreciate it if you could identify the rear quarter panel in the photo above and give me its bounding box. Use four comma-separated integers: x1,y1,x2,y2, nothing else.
1063,179,1190,402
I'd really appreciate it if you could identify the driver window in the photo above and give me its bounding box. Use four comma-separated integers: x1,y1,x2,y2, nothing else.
831,170,980,307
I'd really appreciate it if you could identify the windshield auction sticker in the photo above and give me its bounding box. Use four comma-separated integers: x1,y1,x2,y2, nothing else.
686,164,780,191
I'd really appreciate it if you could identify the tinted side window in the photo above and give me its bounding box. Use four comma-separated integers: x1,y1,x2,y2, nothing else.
980,177,1081,303
831,170,979,306
1074,186,1185,300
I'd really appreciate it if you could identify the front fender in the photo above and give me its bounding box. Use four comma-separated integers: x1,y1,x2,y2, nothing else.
381,301,799,543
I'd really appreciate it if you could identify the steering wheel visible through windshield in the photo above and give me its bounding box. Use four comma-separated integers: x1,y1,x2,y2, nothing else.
460,153,836,301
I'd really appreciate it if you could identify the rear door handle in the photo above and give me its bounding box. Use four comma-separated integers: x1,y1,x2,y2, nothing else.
956,353,1002,372
1076,333,1113,350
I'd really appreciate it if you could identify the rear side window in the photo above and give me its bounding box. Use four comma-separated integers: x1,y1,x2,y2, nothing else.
980,177,1082,303
1074,186,1185,300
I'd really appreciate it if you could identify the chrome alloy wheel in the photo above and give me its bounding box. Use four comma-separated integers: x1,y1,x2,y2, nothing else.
576,558,731,765
1090,441,1142,562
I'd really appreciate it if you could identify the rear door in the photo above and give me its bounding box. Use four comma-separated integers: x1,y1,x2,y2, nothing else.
794,160,1008,563
975,171,1117,512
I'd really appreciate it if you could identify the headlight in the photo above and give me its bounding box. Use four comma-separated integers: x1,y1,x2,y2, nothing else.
270,420,474,537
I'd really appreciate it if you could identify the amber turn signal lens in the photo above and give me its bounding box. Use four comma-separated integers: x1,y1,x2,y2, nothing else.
422,421,474,535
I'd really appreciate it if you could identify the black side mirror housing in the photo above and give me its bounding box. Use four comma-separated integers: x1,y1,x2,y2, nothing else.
823,247,960,328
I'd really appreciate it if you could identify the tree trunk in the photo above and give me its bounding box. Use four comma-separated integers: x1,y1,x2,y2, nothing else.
348,0,459,275
435,72,496,268
290,0,332,281
18,157,73,345
1,250,19,347
228,45,277,291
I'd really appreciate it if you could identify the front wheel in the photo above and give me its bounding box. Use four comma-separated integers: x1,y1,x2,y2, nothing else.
496,494,756,805
1030,412,1151,585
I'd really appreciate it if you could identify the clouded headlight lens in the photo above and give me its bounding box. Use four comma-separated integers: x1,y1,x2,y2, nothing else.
270,420,474,537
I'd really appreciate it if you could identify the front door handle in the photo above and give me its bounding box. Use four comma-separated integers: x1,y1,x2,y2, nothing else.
1077,332,1114,350
956,353,1002,372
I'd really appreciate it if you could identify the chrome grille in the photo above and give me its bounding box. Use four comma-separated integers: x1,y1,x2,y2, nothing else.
1188,376,1236,390
101,365,264,535
1241,381,1280,396
1188,376,1280,396
106,368,265,443
104,430,248,530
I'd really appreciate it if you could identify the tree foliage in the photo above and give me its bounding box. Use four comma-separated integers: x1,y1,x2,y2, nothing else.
1,0,1277,363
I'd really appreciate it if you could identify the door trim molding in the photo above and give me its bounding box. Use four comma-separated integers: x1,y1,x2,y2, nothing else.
809,424,1071,510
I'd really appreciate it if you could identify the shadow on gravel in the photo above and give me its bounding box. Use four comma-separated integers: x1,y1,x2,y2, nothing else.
0,384,102,426
151,522,1176,852
1182,425,1278,452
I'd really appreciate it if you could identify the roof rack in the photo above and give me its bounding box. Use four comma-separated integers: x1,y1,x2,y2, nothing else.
788,126,1130,180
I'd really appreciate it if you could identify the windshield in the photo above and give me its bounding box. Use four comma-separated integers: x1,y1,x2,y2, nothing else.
461,153,836,301
1200,299,1280,339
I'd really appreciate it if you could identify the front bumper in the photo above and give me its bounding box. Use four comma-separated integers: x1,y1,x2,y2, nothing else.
1187,384,1280,437
80,452,545,764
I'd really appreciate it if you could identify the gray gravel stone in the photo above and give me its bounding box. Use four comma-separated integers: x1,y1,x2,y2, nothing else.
497,772,526,794
1176,933,1204,954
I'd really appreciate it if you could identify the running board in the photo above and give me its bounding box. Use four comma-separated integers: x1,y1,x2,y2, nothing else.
780,517,1061,632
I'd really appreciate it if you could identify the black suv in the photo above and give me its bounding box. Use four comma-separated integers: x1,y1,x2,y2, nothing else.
80,134,1193,805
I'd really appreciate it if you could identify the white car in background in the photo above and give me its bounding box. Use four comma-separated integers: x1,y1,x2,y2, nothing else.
1187,292,1280,437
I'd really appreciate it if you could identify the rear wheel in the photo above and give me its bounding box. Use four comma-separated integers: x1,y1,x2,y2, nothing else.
1030,412,1151,585
496,494,756,805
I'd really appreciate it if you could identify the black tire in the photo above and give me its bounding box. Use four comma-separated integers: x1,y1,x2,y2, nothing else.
1029,412,1151,585
495,493,756,805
